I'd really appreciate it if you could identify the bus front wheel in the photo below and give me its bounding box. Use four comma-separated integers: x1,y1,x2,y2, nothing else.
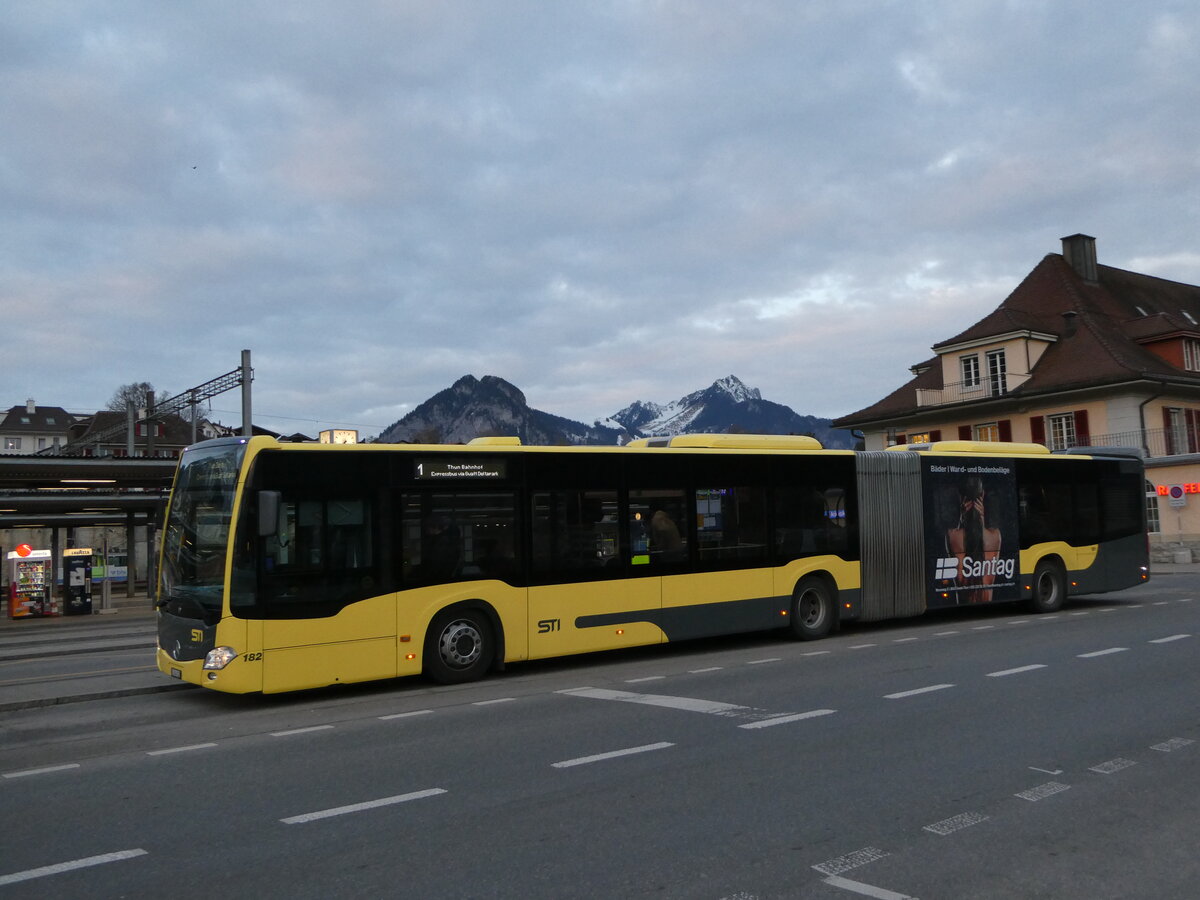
425,609,494,684
790,576,835,640
1028,559,1067,614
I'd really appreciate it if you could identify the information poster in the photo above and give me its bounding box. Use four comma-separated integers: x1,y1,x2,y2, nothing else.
923,458,1020,606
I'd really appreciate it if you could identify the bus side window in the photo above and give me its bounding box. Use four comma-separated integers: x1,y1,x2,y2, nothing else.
629,489,688,566
696,487,768,564
775,485,848,560
402,492,518,586
531,489,620,578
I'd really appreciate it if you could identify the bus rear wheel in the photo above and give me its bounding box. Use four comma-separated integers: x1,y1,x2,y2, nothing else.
425,609,493,684
790,576,835,640
1028,559,1067,614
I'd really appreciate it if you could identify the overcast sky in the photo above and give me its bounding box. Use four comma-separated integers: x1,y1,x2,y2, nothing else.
4,2,1198,437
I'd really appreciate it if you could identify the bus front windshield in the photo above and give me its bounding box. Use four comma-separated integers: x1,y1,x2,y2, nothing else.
158,441,245,620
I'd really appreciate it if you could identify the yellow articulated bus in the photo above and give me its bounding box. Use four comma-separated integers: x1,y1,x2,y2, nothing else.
156,434,1149,694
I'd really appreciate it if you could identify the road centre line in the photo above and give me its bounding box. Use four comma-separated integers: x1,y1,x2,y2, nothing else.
625,675,665,683
884,684,954,700
893,637,919,643
3,763,80,779
934,630,959,636
379,709,433,720
270,725,335,737
689,667,723,673
281,788,446,824
558,687,746,715
1149,634,1191,643
739,709,836,729
1077,648,1128,658
473,697,515,705
552,742,674,769
986,664,1047,677
850,644,877,649
146,743,217,756
747,657,781,665
0,849,148,887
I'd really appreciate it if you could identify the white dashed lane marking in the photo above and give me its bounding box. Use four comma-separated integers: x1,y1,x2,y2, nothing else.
0,849,148,887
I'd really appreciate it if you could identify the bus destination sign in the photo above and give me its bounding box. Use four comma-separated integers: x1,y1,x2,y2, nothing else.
415,459,507,481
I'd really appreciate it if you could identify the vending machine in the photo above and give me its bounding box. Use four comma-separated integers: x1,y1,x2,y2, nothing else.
63,547,94,616
7,546,57,618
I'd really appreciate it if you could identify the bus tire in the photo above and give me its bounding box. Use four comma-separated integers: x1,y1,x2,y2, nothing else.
790,576,835,640
424,608,494,684
1028,559,1067,614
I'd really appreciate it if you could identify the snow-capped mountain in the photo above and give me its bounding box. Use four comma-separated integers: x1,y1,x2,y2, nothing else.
609,375,853,447
377,374,855,448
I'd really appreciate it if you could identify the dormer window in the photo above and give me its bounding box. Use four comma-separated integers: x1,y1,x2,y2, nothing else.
1184,339,1200,371
960,354,981,389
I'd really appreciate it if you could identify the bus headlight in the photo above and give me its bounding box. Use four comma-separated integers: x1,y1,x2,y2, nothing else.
203,646,239,670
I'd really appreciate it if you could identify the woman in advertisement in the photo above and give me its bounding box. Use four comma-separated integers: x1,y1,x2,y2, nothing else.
946,475,1002,603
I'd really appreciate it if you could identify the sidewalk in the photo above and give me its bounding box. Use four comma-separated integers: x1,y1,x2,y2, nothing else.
0,593,184,712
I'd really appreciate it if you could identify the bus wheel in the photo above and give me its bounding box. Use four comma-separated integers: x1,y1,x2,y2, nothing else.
790,576,834,640
1028,559,1067,614
425,609,493,684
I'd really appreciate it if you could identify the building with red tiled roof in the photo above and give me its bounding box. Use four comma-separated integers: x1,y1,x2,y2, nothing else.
834,234,1200,558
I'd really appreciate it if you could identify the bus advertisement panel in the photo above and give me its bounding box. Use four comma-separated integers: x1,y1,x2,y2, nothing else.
924,458,1020,606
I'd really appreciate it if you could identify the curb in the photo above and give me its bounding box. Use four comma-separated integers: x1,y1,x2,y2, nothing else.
0,641,155,663
0,682,195,713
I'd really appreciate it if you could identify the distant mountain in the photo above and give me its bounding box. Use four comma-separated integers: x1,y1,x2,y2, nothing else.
376,374,855,448
377,375,623,445
606,375,855,448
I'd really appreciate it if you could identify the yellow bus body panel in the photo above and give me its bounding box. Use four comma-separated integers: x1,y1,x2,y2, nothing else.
1020,541,1100,575
529,578,662,659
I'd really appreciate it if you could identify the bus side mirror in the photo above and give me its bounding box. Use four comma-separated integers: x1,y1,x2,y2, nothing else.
258,491,281,538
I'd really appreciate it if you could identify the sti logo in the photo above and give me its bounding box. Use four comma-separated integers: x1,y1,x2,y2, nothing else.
935,557,960,580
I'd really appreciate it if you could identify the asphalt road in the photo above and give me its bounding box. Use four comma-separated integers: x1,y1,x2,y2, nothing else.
1,577,1197,899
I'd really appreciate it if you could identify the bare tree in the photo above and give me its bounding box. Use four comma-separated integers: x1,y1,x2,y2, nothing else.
105,382,169,412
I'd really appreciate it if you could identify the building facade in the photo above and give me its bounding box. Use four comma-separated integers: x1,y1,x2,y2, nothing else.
834,235,1200,560
0,401,78,453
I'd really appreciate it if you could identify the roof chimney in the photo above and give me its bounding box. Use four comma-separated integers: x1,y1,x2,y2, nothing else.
1061,233,1098,282
26,398,35,414
1061,310,1078,338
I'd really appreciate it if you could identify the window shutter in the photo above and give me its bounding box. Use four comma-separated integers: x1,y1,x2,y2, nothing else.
998,419,1012,442
895,434,907,445
958,425,971,440
1029,416,1045,445
1073,410,1090,447
929,429,942,442
1164,407,1175,455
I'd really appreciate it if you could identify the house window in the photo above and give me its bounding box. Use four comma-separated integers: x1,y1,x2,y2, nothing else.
987,349,1007,396
909,432,931,444
4,437,20,450
960,355,980,388
1184,339,1200,371
975,423,1000,442
1046,413,1077,451
1164,407,1200,455
1145,481,1161,534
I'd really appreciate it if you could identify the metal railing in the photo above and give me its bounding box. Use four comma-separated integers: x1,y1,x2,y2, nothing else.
1084,427,1198,459
916,372,1033,407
